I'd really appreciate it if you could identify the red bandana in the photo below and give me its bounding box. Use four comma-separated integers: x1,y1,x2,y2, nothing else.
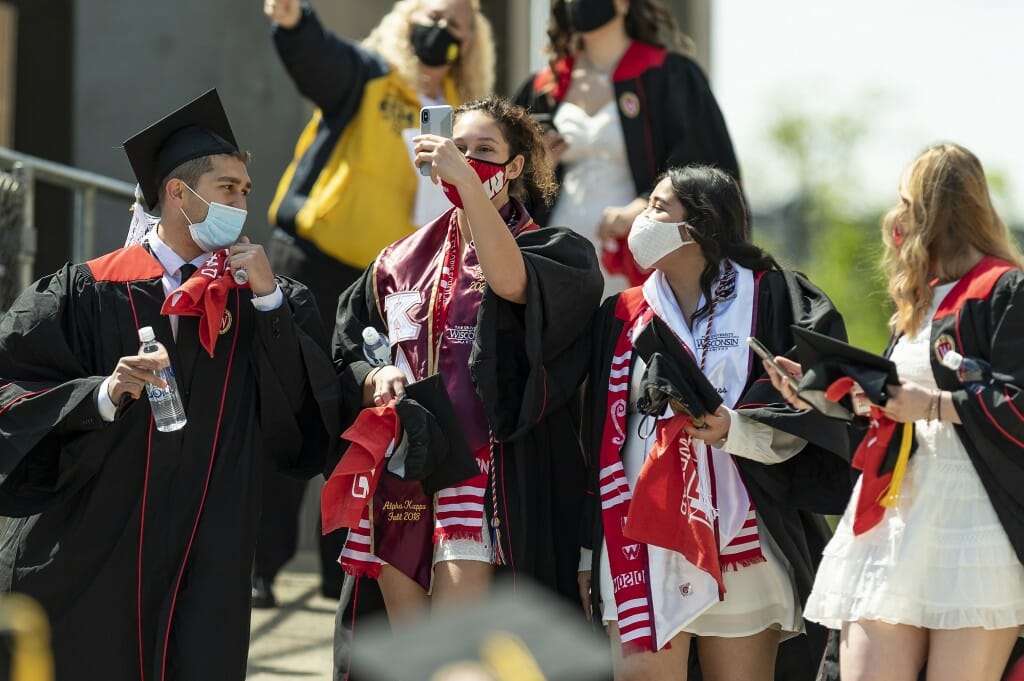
826,377,914,535
321,404,400,535
160,249,248,357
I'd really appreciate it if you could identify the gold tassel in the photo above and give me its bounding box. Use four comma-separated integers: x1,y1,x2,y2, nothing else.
879,422,914,508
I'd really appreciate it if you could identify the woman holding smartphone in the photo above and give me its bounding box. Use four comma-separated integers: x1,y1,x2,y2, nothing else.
768,144,1024,681
332,98,602,622
514,0,741,294
584,165,852,680
257,0,495,607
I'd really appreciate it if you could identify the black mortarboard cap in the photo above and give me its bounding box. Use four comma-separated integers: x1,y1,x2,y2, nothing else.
633,316,723,426
388,374,478,496
122,89,238,210
349,578,613,681
791,326,899,420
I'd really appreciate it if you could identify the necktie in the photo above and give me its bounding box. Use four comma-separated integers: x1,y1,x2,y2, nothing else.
179,263,197,283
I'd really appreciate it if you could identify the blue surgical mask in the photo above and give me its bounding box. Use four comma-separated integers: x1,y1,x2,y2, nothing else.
180,183,247,252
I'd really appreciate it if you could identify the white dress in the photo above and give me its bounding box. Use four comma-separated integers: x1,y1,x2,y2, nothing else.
805,281,1024,632
549,100,635,296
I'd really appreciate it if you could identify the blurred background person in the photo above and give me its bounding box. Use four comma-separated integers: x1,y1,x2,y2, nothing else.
515,0,741,294
331,98,601,627
584,166,851,680
257,0,495,608
788,144,1024,681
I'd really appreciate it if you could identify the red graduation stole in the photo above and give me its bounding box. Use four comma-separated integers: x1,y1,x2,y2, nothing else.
160,249,247,357
598,289,731,654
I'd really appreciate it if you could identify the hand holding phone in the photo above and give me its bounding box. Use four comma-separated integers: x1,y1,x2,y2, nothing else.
748,337,813,409
418,105,454,176
747,337,790,377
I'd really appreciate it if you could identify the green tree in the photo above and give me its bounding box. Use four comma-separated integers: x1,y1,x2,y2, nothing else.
755,106,893,352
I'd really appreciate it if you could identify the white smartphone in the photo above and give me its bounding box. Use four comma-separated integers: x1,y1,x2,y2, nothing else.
419,105,454,176
746,336,792,382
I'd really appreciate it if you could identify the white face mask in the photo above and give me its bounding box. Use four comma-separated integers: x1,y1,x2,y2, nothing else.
627,214,695,270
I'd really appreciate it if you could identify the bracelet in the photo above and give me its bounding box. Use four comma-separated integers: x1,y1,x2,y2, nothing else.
367,365,385,385
927,390,939,422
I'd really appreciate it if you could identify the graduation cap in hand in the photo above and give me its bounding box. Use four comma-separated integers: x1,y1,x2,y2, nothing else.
387,374,478,496
791,326,899,421
632,316,723,426
122,89,239,210
349,577,612,681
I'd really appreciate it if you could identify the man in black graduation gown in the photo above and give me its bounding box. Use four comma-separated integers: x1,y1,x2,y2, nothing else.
0,90,338,680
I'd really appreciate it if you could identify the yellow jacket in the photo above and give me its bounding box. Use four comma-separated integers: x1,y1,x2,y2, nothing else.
269,9,460,268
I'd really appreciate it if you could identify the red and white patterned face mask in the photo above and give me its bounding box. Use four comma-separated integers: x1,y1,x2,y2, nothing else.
441,157,509,209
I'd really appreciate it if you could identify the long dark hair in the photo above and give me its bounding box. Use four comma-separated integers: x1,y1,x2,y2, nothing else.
664,165,779,321
455,97,558,208
546,0,695,69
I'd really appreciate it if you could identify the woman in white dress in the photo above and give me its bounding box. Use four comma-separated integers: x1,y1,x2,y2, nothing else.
768,144,1024,681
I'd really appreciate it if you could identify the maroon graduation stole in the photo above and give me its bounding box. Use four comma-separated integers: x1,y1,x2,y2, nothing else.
341,203,537,588
373,203,537,453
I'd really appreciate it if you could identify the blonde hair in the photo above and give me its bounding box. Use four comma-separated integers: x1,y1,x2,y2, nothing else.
882,143,1023,335
362,0,495,102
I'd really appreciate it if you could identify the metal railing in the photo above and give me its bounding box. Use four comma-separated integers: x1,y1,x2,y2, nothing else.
0,146,136,292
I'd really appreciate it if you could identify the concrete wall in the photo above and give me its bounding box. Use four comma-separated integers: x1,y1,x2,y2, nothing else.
72,0,312,255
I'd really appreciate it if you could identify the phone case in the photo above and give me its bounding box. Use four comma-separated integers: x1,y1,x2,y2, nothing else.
419,106,453,176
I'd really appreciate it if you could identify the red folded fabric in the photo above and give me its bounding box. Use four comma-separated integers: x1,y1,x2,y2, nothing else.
826,376,913,535
160,249,246,357
321,404,399,535
623,414,725,593
600,237,650,287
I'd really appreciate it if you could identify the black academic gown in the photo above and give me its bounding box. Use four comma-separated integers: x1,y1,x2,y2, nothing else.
513,42,742,226
0,248,339,681
333,222,603,601
583,269,855,680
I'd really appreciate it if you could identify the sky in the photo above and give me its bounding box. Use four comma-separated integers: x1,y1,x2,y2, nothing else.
710,0,1024,223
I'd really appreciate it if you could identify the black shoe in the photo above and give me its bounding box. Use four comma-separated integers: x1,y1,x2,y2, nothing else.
251,576,277,609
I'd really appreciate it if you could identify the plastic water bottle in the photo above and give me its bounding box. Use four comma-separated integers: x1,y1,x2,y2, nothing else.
138,326,187,432
941,350,992,393
362,327,391,367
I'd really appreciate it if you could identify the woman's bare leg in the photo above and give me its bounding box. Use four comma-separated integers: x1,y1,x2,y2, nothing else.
606,621,691,681
695,628,780,681
377,564,429,627
840,619,927,681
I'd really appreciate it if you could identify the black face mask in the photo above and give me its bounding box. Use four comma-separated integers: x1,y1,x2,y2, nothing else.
567,0,618,33
410,23,460,67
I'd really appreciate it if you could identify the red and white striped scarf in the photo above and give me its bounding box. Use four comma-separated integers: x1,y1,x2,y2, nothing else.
600,283,765,654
